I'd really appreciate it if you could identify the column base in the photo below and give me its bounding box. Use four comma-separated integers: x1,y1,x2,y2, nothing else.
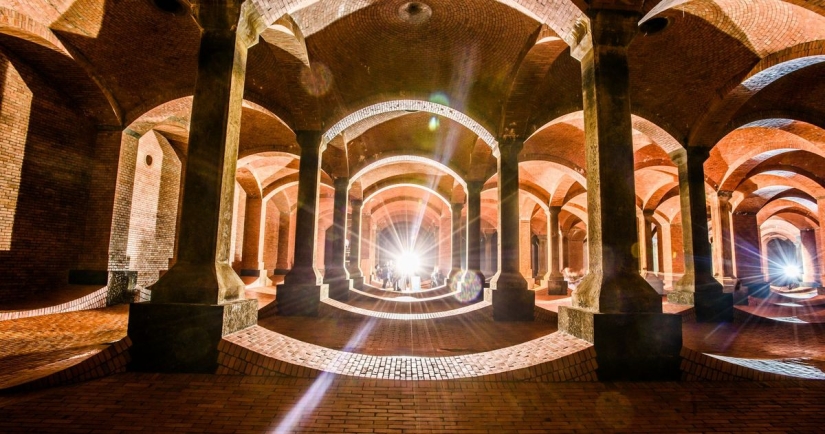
666,290,694,305
325,279,352,301
544,276,568,295
107,270,138,305
492,289,535,321
348,275,364,290
127,299,257,373
644,273,665,295
558,306,682,381
718,276,738,293
276,283,328,316
695,291,733,322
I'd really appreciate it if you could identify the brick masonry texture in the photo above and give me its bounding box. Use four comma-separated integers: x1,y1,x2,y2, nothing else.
1,373,824,433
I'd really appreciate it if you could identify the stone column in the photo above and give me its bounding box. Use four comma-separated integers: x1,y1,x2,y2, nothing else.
557,8,681,381
800,229,819,286
465,181,485,295
561,235,570,269
275,131,328,316
732,211,767,297
519,218,533,285
362,212,375,284
484,229,495,276
668,147,733,321
818,198,825,285
490,139,534,320
323,178,352,300
240,195,272,287
275,211,291,274
711,190,738,290
544,206,568,294
536,235,548,277
642,210,664,294
347,199,364,289
449,202,464,283
128,0,258,372
439,213,452,278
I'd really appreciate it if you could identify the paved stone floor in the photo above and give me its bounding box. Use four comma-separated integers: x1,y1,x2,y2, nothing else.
1,286,824,432
1,373,824,433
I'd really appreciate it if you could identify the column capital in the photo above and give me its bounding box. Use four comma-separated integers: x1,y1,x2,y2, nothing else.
496,137,524,158
333,176,349,189
717,190,733,202
642,209,655,220
466,180,484,195
451,202,464,212
548,205,562,216
350,199,363,209
191,0,244,31
295,130,322,150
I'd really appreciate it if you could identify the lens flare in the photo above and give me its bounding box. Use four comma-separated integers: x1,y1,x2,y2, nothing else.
396,251,421,276
300,62,333,96
428,116,440,131
783,264,800,279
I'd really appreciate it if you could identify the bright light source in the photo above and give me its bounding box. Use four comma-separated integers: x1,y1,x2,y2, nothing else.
783,264,800,279
396,251,420,275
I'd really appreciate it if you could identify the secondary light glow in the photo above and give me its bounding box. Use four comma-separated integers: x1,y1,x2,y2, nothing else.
396,251,421,276
783,264,800,279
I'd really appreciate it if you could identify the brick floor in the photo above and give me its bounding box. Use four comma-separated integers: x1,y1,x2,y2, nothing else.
1,373,824,433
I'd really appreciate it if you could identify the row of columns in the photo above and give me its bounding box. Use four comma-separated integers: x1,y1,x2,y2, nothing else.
127,0,731,379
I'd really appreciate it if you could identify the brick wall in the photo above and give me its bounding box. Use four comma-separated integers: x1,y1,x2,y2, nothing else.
0,48,95,301
120,130,181,289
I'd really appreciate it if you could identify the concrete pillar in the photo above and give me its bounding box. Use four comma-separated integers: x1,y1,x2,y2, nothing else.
439,214,452,278
557,8,681,381
643,210,664,294
668,147,733,321
465,181,485,294
484,229,495,276
323,178,352,300
544,206,568,294
347,199,364,289
362,212,375,283
275,211,291,274
449,202,464,282
263,200,279,274
519,218,533,285
490,139,534,320
276,131,328,316
240,195,271,287
659,223,674,291
732,211,767,296
128,0,257,372
710,190,738,290
562,235,570,269
537,235,548,276
800,229,819,286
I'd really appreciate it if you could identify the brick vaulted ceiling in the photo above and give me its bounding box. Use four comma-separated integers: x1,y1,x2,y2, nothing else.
2,0,825,230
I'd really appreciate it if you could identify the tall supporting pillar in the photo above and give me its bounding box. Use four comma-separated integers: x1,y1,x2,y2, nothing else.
818,198,825,285
275,211,291,274
465,181,485,295
362,212,375,283
800,229,819,286
275,131,328,316
668,147,733,320
544,206,568,294
490,139,534,320
439,213,452,278
449,202,464,283
643,210,664,294
128,0,258,372
324,178,351,300
557,8,681,380
732,211,767,297
240,195,272,287
562,235,570,269
536,235,548,277
711,191,738,290
347,199,364,289
519,219,533,285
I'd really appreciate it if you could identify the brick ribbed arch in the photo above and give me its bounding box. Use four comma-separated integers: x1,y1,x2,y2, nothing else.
322,100,498,152
350,155,467,189
364,182,451,208
251,0,583,44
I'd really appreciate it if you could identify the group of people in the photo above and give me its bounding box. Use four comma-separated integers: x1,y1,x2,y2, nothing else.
374,261,408,291
373,262,447,291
